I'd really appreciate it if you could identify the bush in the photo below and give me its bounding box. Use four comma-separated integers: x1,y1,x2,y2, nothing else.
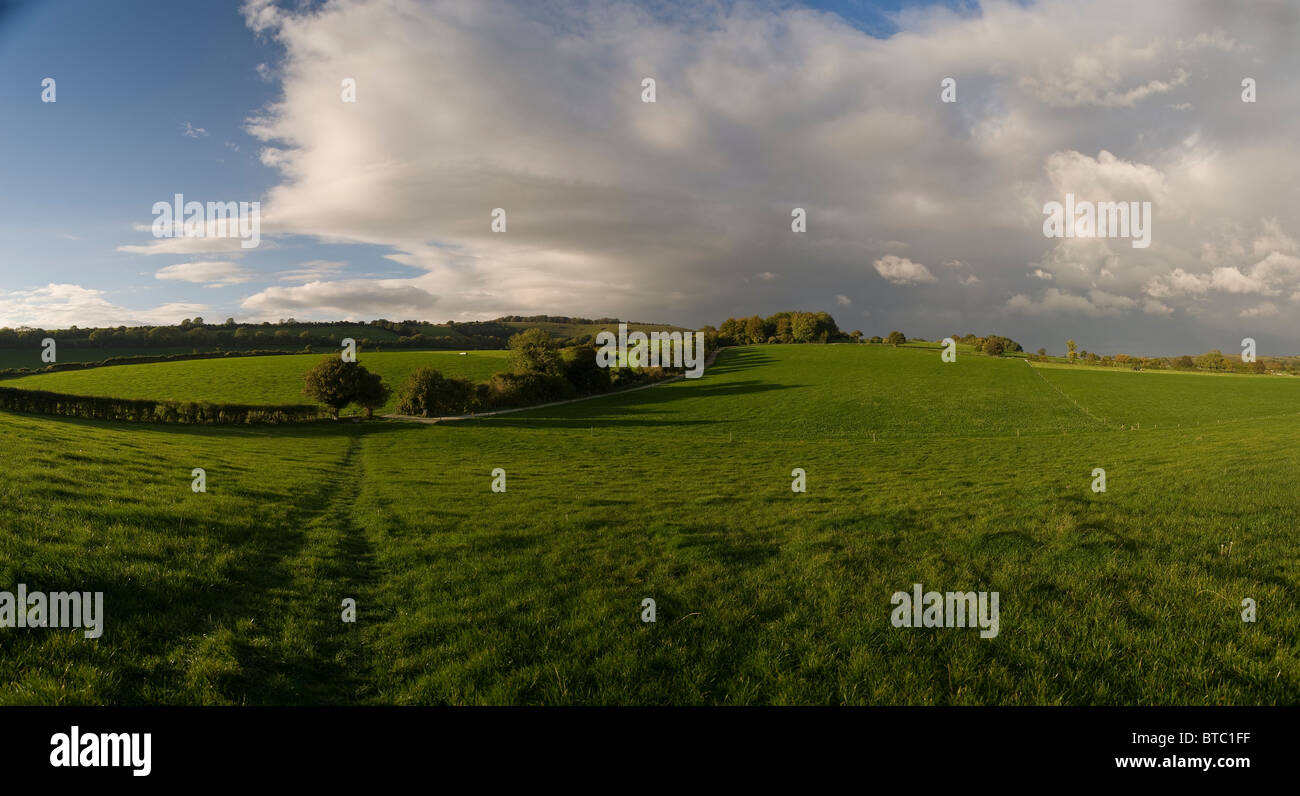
562,345,611,394
0,386,324,424
482,371,575,409
395,367,476,417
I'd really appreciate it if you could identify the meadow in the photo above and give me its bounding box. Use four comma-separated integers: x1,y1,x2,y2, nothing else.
1,344,1297,705
0,350,510,415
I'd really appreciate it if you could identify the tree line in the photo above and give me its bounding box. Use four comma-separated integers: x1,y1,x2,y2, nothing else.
1036,341,1274,373
711,312,845,346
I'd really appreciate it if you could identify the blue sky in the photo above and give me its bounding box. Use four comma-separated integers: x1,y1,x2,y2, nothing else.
0,0,436,325
2,0,1299,357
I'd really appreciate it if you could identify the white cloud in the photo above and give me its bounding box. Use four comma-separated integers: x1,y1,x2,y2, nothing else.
1006,288,1134,317
153,0,1299,342
873,255,936,286
240,280,437,319
278,260,347,282
181,122,208,139
155,261,254,287
0,284,208,328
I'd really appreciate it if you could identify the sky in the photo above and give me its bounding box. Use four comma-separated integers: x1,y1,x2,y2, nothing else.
1,0,1298,356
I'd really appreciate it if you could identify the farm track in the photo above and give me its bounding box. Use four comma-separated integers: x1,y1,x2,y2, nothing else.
239,432,377,703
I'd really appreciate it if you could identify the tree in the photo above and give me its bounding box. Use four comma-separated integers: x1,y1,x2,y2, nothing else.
1036,347,1047,356
354,368,390,418
1196,349,1227,371
302,357,386,419
507,328,563,375
1174,355,1195,369
982,338,1004,356
744,315,767,344
1066,339,1077,360
851,330,863,342
886,331,906,347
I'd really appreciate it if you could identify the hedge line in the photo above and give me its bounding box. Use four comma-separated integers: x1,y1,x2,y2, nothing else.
0,348,305,379
0,386,327,425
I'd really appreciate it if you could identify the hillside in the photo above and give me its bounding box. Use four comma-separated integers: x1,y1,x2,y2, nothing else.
1,343,1297,705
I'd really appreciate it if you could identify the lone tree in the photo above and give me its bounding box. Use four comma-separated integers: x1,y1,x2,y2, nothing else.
982,337,1005,357
1066,339,1078,360
303,357,387,419
354,367,391,418
1037,347,1047,356
886,330,906,347
507,328,563,375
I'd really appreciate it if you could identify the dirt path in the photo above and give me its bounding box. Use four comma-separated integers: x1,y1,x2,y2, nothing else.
383,347,723,424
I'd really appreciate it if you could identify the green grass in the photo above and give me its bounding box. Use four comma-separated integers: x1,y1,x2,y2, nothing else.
0,350,510,414
485,345,1103,439
1,344,1298,704
1033,362,1300,429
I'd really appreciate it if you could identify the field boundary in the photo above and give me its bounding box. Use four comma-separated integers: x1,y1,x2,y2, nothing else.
1025,360,1114,428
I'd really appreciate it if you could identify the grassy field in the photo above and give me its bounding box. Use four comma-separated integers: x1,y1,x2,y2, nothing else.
1,344,1297,704
0,350,510,414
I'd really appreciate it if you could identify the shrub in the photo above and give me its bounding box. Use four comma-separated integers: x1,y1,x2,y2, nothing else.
482,371,575,409
395,367,476,417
